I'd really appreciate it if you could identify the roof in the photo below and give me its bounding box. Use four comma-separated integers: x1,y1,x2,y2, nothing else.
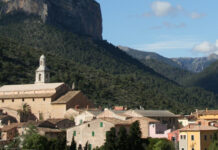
100,118,132,125
37,127,64,133
47,118,71,124
52,91,81,104
180,124,218,132
88,110,102,116
127,117,159,123
133,110,177,117
0,93,55,99
200,110,218,115
0,83,64,92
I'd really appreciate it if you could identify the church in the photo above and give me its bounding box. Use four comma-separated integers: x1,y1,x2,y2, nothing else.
0,55,94,121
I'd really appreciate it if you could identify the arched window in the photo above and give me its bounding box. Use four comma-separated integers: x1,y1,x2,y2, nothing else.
39,74,41,81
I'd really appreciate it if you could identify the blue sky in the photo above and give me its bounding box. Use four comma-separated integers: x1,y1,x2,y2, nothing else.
96,0,218,58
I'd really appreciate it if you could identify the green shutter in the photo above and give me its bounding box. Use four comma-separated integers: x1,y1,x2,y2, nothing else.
92,131,95,137
73,131,76,136
80,120,83,124
89,144,92,150
100,122,103,127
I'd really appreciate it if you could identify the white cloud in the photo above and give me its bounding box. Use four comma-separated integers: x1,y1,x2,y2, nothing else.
151,1,172,17
145,1,205,19
193,40,218,54
150,22,186,30
190,12,206,19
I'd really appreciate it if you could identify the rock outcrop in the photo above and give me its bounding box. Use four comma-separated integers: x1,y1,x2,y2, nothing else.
0,0,102,39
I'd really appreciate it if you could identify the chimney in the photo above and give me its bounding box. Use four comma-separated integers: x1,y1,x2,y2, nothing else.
196,109,199,118
72,82,75,90
86,105,89,110
75,105,79,110
206,108,208,112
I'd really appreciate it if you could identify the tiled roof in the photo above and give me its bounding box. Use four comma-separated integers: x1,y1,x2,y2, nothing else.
101,118,132,125
180,124,218,131
37,127,64,133
52,91,80,104
47,118,70,124
134,110,177,117
127,117,159,123
0,83,64,92
88,110,102,116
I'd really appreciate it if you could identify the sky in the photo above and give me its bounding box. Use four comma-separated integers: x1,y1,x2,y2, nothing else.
96,0,218,58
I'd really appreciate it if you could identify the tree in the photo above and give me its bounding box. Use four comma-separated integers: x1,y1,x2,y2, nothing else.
104,127,117,150
69,136,77,150
153,139,175,150
209,141,218,150
116,126,129,150
22,125,48,150
17,103,32,122
128,121,143,150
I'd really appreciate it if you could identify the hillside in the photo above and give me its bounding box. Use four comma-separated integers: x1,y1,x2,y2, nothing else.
119,46,193,84
0,14,218,114
183,60,218,94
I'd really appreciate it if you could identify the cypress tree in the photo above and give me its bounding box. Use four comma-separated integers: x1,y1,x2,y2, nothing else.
104,127,117,150
116,126,129,150
69,136,77,150
128,121,143,150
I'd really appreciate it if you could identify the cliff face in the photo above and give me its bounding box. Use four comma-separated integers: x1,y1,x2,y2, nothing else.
0,0,102,39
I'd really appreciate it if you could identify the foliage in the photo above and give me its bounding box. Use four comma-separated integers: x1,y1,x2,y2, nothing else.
104,127,117,150
17,103,32,122
69,136,77,150
116,126,128,150
209,140,218,150
128,121,143,150
153,139,175,150
0,14,218,113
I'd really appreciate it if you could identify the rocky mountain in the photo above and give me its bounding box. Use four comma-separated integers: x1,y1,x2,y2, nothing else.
119,46,193,84
172,54,218,73
0,0,102,39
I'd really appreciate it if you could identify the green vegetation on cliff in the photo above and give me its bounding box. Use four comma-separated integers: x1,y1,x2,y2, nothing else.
0,14,218,113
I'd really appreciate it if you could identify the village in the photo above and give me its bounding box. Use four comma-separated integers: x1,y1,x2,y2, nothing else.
0,55,218,150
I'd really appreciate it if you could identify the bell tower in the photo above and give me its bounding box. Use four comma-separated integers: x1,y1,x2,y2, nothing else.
35,55,50,84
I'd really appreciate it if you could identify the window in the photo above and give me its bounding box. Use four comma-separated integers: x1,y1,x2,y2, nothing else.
2,99,4,103
92,131,95,137
39,74,41,81
180,135,183,139
88,124,90,127
43,98,46,101
204,135,207,140
12,99,14,102
184,135,186,139
181,148,184,150
22,98,24,102
192,148,194,150
73,131,76,136
32,98,35,102
210,135,213,140
191,135,194,141
100,122,103,127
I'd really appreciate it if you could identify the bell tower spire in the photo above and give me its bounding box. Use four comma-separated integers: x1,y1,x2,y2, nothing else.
35,55,50,84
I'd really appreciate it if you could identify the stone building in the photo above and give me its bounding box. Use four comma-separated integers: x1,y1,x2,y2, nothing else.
67,118,133,149
75,110,102,125
0,55,94,121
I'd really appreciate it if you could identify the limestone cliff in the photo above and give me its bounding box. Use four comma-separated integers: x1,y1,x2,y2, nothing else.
0,0,102,39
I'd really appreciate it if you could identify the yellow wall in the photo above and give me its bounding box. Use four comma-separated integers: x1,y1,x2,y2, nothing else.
187,131,200,150
51,104,66,118
199,115,218,120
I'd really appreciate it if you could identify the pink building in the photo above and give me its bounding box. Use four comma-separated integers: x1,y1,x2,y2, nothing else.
149,123,171,138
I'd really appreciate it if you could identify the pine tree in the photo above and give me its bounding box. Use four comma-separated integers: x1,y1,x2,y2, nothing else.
69,136,77,150
116,126,129,150
104,127,117,150
128,121,143,150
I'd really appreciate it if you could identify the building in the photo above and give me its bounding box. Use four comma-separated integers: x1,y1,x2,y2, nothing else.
124,109,179,129
179,124,218,150
47,118,75,129
192,109,218,121
67,118,133,149
0,115,17,128
75,110,102,125
0,55,94,121
149,123,172,138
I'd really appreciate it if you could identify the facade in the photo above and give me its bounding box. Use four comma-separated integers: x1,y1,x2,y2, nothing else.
67,118,132,149
124,109,179,129
179,124,218,150
0,55,94,121
193,109,218,121
127,117,159,138
149,123,171,138
75,110,102,125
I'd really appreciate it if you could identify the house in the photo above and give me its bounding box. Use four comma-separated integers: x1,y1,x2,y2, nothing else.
149,123,172,139
127,117,159,138
124,109,179,129
192,109,218,121
0,123,19,141
179,124,218,150
47,118,75,129
0,55,95,121
37,127,65,139
67,118,133,149
97,109,130,121
178,115,196,127
75,110,102,125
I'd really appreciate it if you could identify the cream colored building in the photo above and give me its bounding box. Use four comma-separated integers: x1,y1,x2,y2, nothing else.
75,110,102,125
0,55,94,121
67,118,132,149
